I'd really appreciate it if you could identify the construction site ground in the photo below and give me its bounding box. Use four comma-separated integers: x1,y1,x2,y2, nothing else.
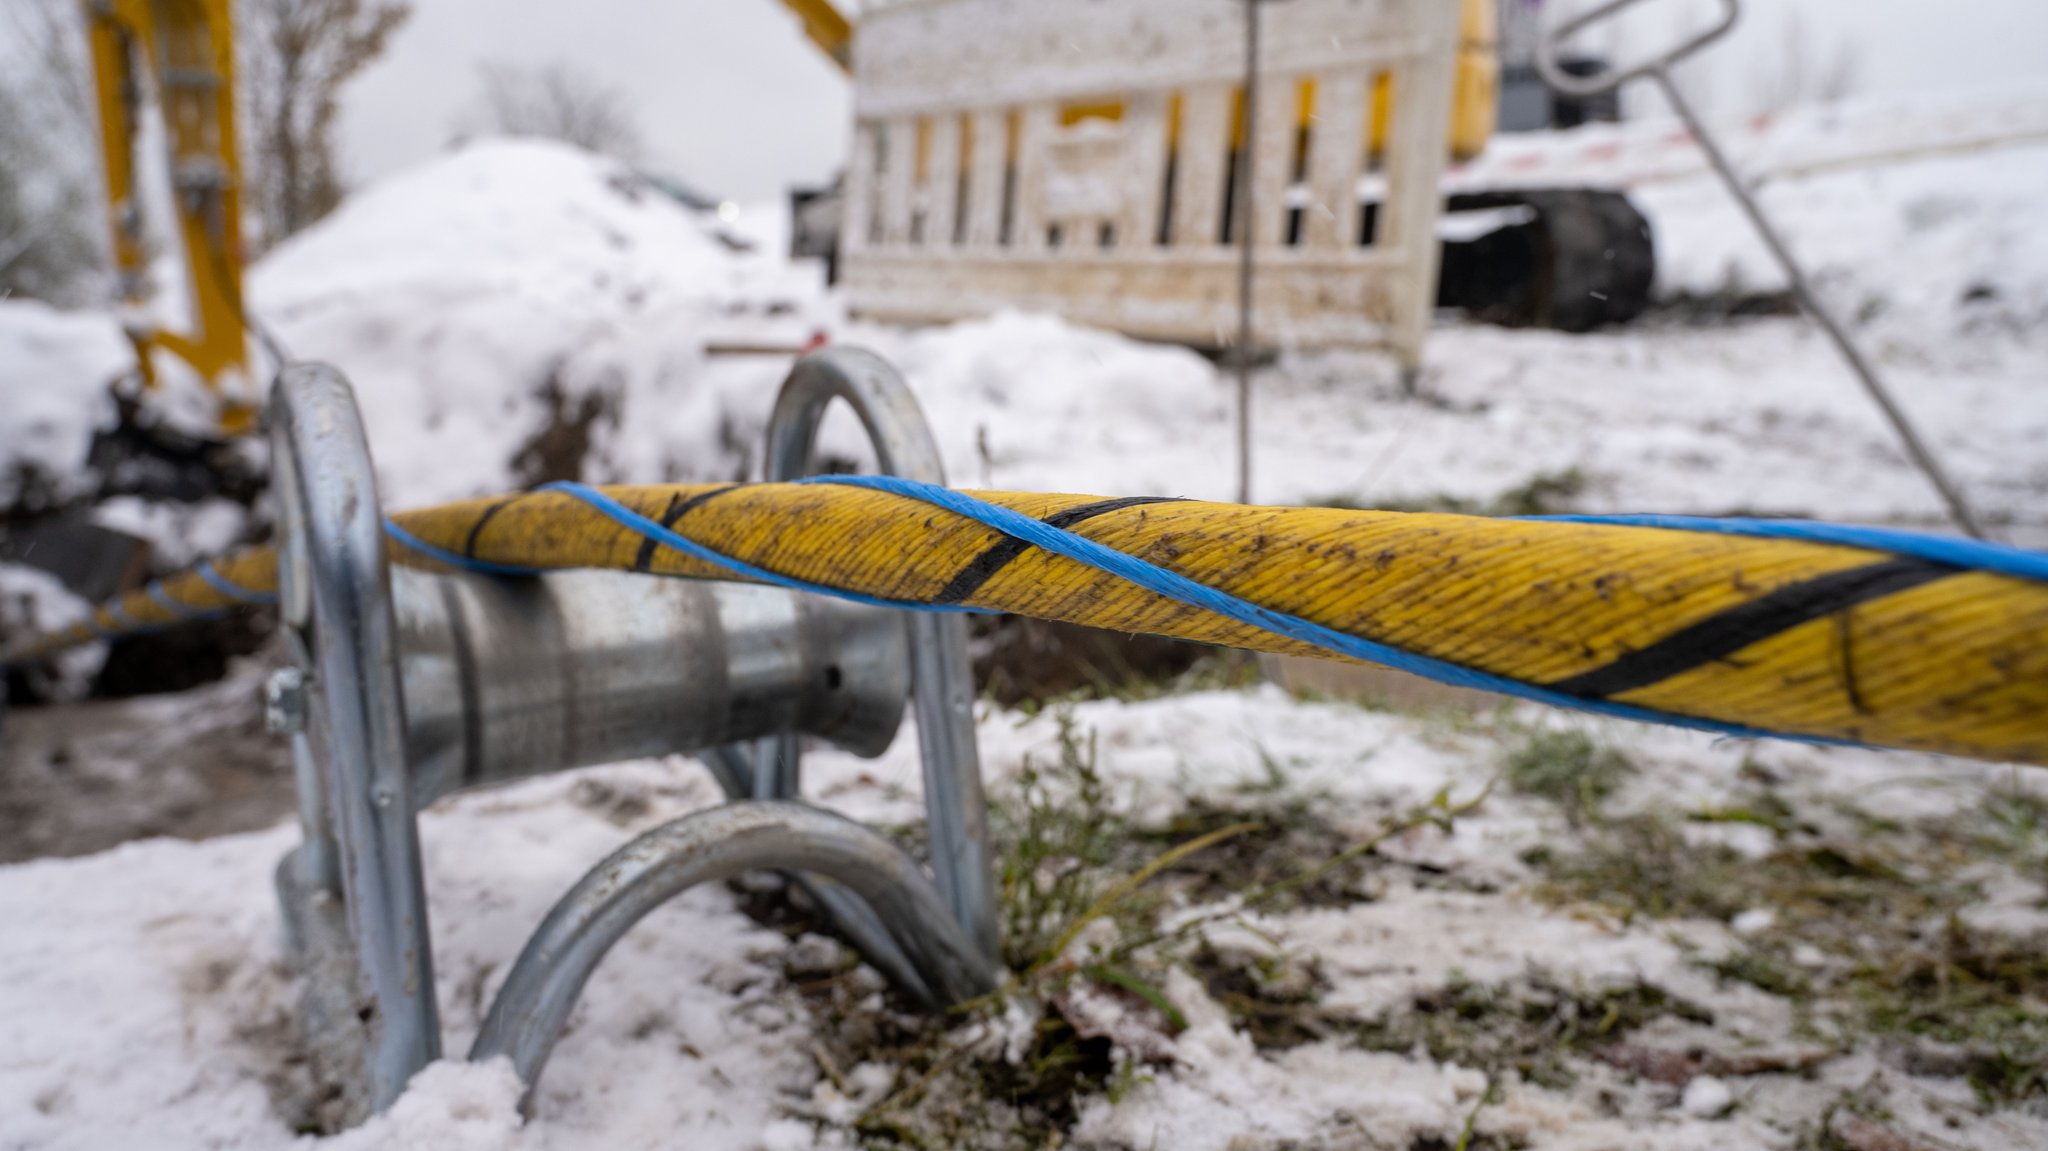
2,86,2046,1149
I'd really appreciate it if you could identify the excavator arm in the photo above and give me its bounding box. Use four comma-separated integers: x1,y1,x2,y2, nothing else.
84,0,254,435
778,0,853,74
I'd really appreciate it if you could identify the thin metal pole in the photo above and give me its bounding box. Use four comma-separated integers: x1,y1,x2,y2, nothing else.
1234,0,1260,505
1651,72,1987,540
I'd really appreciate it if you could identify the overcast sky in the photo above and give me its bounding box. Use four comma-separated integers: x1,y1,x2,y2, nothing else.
336,0,2048,203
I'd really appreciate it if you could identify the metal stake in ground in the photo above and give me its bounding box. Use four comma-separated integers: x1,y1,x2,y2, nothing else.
1233,0,1265,505
1539,0,1988,540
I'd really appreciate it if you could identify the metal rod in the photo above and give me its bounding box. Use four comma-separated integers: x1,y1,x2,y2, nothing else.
1234,0,1261,505
470,801,995,1109
697,744,755,801
763,346,1001,965
392,569,909,807
1649,70,1986,540
697,743,937,1005
1536,0,1985,540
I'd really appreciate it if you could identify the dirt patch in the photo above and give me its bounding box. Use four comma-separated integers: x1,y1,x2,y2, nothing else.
0,655,295,862
510,367,621,487
971,615,1240,709
761,714,1499,1149
1530,786,2048,1106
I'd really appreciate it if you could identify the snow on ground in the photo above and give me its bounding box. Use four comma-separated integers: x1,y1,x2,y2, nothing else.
844,305,2047,526
6,85,2048,1150
2,689,2043,1149
1639,140,2048,327
0,300,127,509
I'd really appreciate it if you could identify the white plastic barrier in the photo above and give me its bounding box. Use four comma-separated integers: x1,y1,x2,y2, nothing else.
840,0,1461,370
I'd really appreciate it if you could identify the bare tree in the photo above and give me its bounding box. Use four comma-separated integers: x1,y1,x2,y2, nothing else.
462,62,646,162
0,0,104,304
239,0,411,247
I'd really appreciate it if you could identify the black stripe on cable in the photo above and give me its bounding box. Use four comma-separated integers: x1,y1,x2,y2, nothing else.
463,496,517,559
633,485,739,572
934,495,1186,605
1549,556,1960,700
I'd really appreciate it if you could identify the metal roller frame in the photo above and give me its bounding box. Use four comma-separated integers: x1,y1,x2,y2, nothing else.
269,363,441,1114
470,801,996,1109
266,361,999,1126
753,345,1001,964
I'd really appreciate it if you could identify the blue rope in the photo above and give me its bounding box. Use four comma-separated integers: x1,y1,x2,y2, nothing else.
530,482,1000,615
1523,514,2048,583
382,519,543,577
196,560,279,605
147,581,227,621
798,475,1849,748
357,480,2048,752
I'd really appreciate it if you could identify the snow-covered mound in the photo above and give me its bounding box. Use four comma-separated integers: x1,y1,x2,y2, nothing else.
250,137,833,507
0,300,126,511
1639,142,2048,334
851,311,1232,496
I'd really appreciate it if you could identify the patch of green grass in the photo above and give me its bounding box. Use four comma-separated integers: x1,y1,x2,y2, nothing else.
1490,468,1590,517
825,713,1258,1148
793,714,1497,1148
1969,773,2048,866
1705,948,1812,999
993,712,1128,971
1350,973,1713,1090
1530,802,2048,1105
1502,728,1632,821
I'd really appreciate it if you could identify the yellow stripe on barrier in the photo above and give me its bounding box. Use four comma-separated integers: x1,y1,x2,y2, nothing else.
9,483,2045,765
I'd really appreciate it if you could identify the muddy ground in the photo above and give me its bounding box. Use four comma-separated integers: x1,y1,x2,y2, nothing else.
0,654,295,864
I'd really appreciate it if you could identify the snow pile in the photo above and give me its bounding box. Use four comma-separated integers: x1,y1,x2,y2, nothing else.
0,304,124,687
0,565,101,694
250,137,832,507
0,300,126,510
1638,143,2048,333
852,311,1232,495
242,136,1237,507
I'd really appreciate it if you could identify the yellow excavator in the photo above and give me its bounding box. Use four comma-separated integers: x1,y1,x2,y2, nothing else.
777,0,1653,332
85,0,256,438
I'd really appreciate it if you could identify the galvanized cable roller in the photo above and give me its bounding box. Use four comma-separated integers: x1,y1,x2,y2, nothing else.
14,348,2048,767
759,346,1000,963
260,362,999,1127
6,348,2046,1122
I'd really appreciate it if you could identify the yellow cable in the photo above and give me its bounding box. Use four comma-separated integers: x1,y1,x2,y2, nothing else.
11,483,2044,766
